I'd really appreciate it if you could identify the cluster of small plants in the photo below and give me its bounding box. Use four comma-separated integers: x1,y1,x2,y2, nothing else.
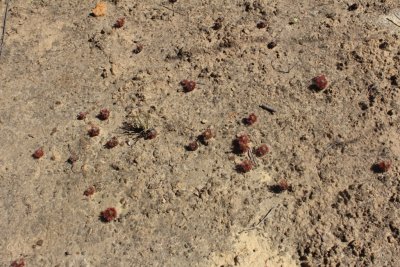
31,107,161,229
121,115,158,142
23,4,396,265
185,128,215,151
185,113,271,175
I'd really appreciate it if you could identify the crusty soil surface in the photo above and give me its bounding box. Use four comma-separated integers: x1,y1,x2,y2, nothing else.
1,0,399,266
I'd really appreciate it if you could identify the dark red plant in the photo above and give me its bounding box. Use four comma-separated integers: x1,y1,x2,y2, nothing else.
97,109,110,120
88,126,100,137
244,113,257,125
77,112,87,120
84,186,96,197
114,17,125,28
312,75,328,90
233,134,250,154
145,129,157,140
32,147,44,159
237,159,253,173
372,160,391,173
237,134,250,144
180,80,196,92
199,128,214,145
10,259,25,267
269,179,290,193
105,137,119,148
254,144,269,157
186,141,199,151
202,129,214,140
100,207,117,222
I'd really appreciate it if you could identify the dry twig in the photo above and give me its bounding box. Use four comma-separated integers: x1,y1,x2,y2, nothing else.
387,18,400,28
259,104,277,114
239,206,276,233
0,0,10,57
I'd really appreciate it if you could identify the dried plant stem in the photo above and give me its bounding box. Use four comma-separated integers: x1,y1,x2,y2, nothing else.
0,0,10,57
387,18,400,28
239,206,276,233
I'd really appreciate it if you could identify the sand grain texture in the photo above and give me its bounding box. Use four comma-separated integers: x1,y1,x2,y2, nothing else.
0,0,399,266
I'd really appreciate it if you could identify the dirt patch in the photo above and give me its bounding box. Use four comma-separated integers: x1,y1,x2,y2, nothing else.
0,0,399,266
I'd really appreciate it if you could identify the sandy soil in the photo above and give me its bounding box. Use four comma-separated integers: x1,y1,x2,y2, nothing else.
1,0,399,266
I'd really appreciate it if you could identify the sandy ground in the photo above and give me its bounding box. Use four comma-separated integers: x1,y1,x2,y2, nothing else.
1,0,399,266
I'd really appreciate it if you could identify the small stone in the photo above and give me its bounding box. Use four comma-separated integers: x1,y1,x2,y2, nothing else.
256,21,267,28
267,41,277,49
92,2,107,17
348,3,358,11
101,26,112,35
379,41,389,50
50,151,61,161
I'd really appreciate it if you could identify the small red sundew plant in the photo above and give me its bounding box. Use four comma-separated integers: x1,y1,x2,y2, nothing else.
199,128,214,145
180,80,196,92
237,159,253,173
114,17,125,28
105,137,119,148
244,113,257,125
237,134,250,144
97,109,110,121
32,147,44,159
254,144,269,157
100,207,117,222
10,258,25,267
186,141,199,151
88,125,100,137
233,134,250,154
312,75,328,90
144,129,157,140
84,186,96,197
269,179,290,193
372,160,391,173
202,129,214,140
77,112,87,120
